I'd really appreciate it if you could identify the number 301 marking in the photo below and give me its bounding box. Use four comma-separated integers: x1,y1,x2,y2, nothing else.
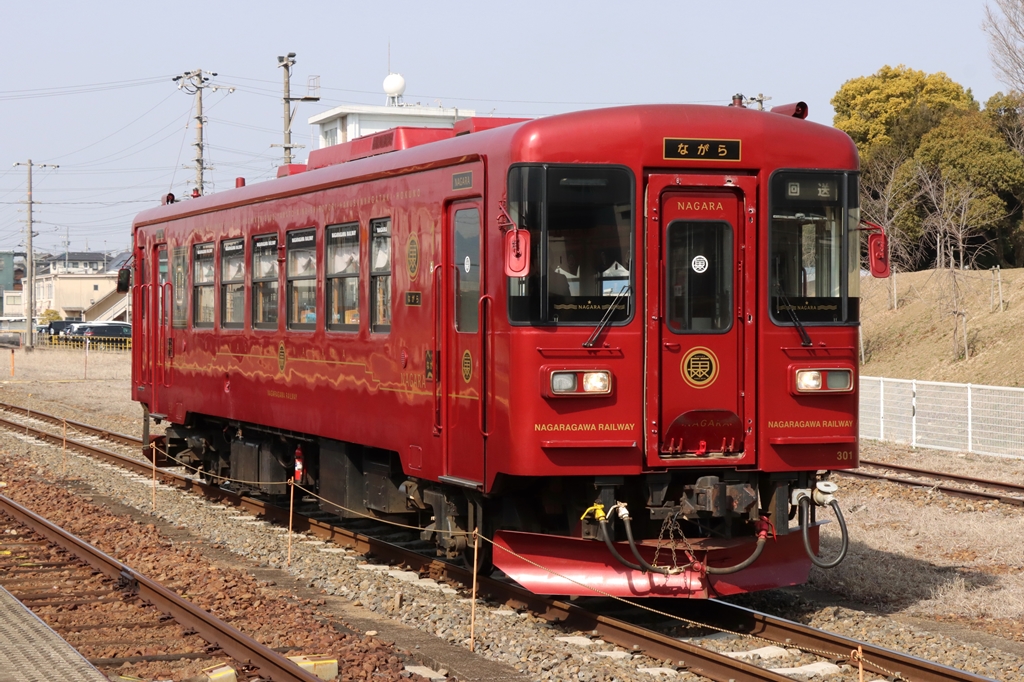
836,450,853,461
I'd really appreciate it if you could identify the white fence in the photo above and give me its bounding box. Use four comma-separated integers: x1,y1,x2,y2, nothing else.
860,376,1024,459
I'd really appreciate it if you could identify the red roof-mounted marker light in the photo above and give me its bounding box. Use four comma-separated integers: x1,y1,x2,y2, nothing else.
771,102,809,119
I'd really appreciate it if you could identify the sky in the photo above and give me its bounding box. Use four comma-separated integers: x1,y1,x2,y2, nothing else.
0,0,1007,256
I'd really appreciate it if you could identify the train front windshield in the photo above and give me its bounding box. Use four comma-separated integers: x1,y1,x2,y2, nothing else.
769,172,860,324
507,165,634,325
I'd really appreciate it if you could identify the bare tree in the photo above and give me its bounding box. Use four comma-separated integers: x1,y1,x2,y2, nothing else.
916,168,999,359
992,93,1024,157
985,0,1024,92
861,147,921,309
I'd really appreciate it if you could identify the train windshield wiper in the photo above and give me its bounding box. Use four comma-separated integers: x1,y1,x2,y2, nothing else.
583,285,630,348
773,261,812,347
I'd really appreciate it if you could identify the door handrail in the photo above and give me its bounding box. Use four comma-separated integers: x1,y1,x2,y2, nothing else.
159,281,172,388
431,263,442,436
477,294,493,437
139,283,151,384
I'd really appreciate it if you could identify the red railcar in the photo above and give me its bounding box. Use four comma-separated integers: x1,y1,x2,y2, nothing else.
129,103,887,598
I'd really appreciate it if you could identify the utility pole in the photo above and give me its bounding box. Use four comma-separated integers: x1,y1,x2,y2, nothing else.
13,159,58,349
173,70,218,196
274,53,319,165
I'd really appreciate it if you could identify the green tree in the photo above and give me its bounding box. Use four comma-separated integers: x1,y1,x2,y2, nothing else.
832,65,976,155
915,108,1024,265
40,309,61,323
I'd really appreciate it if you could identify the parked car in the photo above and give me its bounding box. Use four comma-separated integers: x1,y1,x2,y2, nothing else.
45,320,80,336
83,324,131,339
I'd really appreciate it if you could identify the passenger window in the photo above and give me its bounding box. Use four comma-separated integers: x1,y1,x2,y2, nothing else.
192,243,214,328
287,228,317,330
221,238,244,328
666,221,733,333
326,223,359,331
252,234,279,330
454,208,480,333
171,247,187,329
370,218,391,332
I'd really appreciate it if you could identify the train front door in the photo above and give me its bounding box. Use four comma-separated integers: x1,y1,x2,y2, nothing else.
646,175,756,467
441,201,486,486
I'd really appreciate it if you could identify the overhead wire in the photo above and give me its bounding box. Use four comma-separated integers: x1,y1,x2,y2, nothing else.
48,89,181,162
0,76,171,101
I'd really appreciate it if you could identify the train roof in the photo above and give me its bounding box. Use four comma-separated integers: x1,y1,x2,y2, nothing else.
133,104,857,229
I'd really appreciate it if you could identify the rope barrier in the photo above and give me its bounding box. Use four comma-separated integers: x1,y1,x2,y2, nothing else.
143,443,901,678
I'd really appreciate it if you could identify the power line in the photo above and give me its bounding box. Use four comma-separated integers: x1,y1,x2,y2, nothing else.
216,72,729,107
0,75,171,101
48,90,180,162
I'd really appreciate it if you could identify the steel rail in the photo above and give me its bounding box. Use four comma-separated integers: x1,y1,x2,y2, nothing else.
0,401,141,448
0,493,322,682
860,460,1024,496
0,411,797,680
677,600,995,682
0,407,999,681
838,469,1024,507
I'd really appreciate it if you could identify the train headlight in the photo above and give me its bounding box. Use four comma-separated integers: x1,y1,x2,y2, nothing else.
546,368,613,397
792,368,853,393
826,370,851,390
795,370,822,391
551,372,578,393
582,371,611,394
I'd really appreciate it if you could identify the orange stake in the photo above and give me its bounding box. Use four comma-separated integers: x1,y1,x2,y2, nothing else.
287,480,295,566
151,442,157,510
470,530,479,652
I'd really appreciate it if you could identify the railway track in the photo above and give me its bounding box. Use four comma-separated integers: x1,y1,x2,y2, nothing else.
0,400,998,682
839,459,1024,506
0,492,325,682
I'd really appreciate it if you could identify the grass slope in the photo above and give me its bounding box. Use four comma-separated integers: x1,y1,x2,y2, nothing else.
859,267,1024,387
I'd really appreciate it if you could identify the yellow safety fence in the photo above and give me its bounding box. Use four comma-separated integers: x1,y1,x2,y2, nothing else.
39,335,131,352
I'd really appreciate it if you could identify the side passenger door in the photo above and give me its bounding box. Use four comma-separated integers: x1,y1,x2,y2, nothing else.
441,201,486,485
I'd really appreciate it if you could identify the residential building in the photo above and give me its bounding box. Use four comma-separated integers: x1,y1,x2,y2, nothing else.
33,251,129,320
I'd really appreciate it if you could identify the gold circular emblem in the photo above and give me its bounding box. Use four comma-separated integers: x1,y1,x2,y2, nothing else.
681,346,718,389
277,342,286,373
461,350,473,383
407,234,420,280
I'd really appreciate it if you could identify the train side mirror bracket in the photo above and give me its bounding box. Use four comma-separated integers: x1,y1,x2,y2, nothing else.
116,267,132,293
504,228,530,278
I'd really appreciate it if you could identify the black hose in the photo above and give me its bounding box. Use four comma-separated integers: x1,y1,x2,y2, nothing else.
705,535,767,574
621,516,672,575
599,519,644,572
800,497,849,569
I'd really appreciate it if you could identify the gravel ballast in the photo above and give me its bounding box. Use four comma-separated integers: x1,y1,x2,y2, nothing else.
2,349,1023,680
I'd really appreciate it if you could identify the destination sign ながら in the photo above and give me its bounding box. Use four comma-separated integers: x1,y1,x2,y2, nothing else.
664,138,741,162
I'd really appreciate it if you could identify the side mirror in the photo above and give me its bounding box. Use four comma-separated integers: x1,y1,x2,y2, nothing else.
504,229,530,278
116,267,132,293
868,232,890,278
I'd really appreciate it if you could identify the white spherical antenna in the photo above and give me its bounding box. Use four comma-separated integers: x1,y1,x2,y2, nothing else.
383,73,406,97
